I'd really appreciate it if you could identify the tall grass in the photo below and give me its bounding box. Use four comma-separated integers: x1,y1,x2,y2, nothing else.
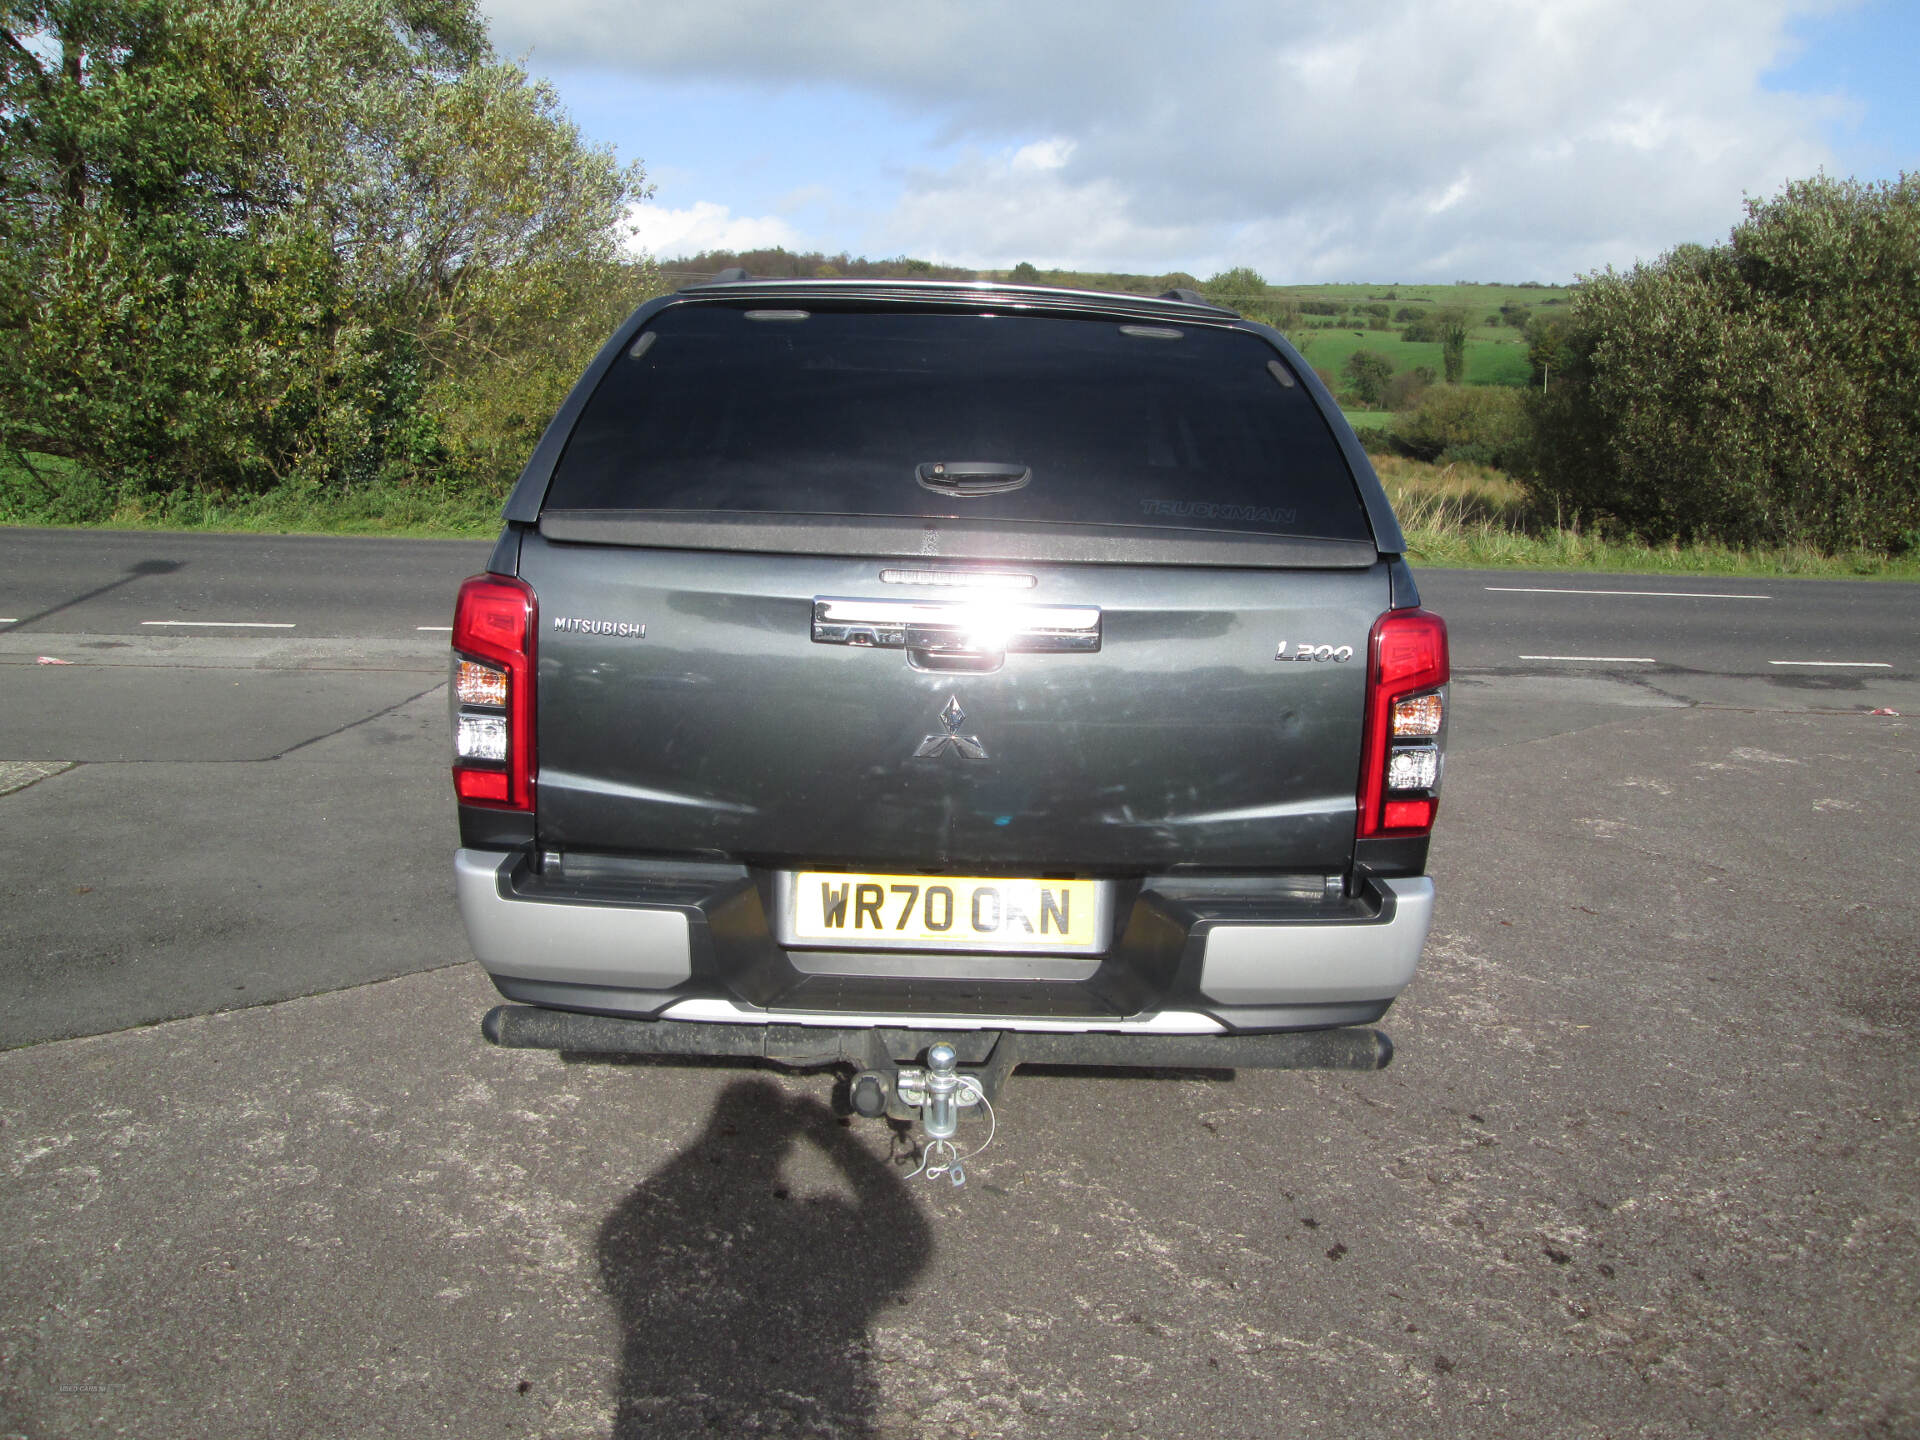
1375,456,1920,578
1,452,506,537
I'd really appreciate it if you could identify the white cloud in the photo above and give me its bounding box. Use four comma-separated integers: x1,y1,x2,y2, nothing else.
875,142,1212,273
489,0,1848,279
624,200,800,258
1009,138,1074,174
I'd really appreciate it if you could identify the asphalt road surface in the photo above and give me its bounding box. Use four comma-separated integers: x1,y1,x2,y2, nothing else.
1,527,1915,1439
4,524,1916,667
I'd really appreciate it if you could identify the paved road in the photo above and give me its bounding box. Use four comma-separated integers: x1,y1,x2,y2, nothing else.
1,529,1915,1438
5,527,1917,675
1420,568,1920,676
0,527,489,638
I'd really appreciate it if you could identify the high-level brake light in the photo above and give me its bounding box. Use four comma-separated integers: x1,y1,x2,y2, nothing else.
451,575,535,810
1358,607,1448,838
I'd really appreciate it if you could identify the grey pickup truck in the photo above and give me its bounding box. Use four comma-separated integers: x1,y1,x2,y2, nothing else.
453,276,1448,1155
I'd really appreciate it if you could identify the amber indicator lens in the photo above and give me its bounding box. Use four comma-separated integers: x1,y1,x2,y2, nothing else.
1391,691,1443,738
456,658,508,707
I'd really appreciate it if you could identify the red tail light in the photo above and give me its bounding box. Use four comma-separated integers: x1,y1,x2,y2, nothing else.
1357,607,1448,838
451,575,536,811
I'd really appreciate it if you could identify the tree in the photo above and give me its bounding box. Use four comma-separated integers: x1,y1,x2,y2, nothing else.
1202,266,1275,319
1009,260,1040,283
0,0,653,509
1432,306,1471,383
1523,314,1574,389
1516,174,1920,551
1343,349,1394,407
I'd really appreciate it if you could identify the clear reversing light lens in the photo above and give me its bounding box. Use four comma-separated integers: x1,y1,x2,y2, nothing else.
1392,691,1444,738
456,714,508,763
1387,745,1440,792
456,658,508,707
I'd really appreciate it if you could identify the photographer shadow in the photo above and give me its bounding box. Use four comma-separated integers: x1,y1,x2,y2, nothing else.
596,1077,932,1439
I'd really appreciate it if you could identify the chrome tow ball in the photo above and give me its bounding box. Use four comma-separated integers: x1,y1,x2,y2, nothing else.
894,1044,990,1185
917,1043,964,1140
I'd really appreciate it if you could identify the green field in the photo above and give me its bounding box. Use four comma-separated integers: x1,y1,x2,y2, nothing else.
1294,327,1534,388
1272,281,1561,392
983,272,1567,398
1268,280,1574,321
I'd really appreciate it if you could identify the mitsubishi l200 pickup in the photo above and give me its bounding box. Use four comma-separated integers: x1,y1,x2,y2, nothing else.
452,276,1448,1165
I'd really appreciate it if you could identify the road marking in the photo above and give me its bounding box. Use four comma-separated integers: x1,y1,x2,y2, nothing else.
1769,659,1892,669
141,620,295,629
416,625,453,632
1487,586,1771,600
1521,654,1657,664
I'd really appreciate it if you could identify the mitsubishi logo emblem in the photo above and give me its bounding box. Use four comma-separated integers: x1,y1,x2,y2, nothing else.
914,695,988,760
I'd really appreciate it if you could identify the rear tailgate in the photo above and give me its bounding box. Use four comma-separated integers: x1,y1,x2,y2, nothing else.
522,534,1387,873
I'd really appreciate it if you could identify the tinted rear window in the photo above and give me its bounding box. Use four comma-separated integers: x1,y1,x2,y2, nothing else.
545,305,1371,541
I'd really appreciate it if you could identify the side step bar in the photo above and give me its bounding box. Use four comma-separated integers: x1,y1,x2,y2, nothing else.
481,1005,1392,1089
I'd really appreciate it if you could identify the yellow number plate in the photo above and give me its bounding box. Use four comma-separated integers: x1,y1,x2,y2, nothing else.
790,872,1101,951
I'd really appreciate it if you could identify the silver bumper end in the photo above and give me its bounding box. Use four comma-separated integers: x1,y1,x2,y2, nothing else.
1196,875,1433,1007
454,848,694,991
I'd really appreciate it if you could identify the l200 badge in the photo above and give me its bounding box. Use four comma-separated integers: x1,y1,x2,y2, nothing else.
1275,640,1354,662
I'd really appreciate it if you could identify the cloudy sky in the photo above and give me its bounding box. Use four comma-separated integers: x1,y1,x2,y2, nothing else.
480,0,1918,283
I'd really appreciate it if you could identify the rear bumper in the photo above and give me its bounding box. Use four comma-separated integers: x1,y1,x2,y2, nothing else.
455,848,1433,1036
481,1003,1394,1078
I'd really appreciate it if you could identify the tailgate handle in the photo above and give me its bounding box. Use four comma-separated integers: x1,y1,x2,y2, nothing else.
915,461,1031,496
812,597,1102,658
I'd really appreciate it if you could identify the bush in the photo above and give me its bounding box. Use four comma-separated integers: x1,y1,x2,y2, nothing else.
1393,386,1529,468
1394,306,1427,322
1516,174,1920,552
1343,349,1395,406
1382,368,1433,412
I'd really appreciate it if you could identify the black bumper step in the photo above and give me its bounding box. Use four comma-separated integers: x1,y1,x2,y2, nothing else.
481,1004,1392,1074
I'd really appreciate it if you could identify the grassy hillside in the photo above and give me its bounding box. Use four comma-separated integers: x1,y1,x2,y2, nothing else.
968,269,1567,403
1289,326,1535,388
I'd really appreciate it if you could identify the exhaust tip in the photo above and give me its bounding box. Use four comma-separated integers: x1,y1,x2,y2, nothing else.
1371,1028,1395,1069
480,1005,509,1046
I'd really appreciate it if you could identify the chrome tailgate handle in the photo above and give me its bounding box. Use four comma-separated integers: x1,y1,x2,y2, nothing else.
812,597,1102,655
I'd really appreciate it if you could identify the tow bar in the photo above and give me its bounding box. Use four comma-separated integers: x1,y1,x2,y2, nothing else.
481,1007,1392,1187
853,1043,993,1186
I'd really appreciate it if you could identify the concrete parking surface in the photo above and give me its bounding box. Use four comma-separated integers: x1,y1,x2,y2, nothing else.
4,691,1916,1438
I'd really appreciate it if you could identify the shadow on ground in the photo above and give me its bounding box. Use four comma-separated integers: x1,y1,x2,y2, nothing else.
597,1079,932,1438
